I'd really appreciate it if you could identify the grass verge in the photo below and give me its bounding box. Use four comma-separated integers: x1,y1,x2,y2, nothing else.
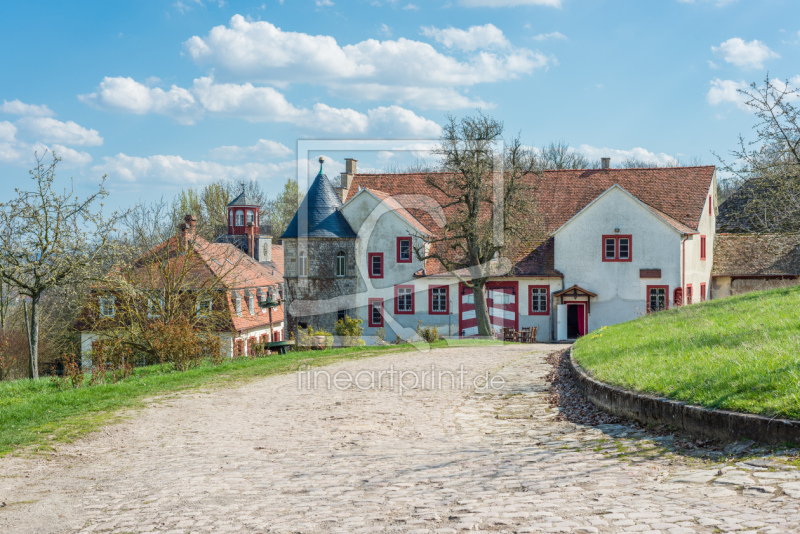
1,339,501,456
573,285,800,420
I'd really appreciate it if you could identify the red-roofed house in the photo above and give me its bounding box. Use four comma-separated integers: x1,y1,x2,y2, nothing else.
282,158,717,341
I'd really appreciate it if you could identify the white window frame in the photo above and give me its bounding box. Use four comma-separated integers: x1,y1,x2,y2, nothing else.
397,286,413,313
431,287,448,313
299,251,308,277
99,296,116,318
335,251,346,277
246,210,254,224
197,298,213,317
530,287,548,314
235,210,244,226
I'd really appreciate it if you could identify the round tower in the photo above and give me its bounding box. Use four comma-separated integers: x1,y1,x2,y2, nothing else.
227,187,259,236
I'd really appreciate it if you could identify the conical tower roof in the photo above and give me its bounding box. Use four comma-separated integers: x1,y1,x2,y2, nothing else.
281,159,356,239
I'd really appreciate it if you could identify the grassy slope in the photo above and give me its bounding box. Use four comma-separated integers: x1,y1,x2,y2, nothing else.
573,286,800,419
0,338,504,455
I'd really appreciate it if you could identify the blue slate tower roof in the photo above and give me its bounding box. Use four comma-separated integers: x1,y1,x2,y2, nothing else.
281,159,357,239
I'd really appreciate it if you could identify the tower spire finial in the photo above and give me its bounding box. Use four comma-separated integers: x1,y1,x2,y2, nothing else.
318,156,325,174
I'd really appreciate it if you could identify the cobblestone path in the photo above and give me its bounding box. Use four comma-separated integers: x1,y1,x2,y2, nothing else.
1,344,799,533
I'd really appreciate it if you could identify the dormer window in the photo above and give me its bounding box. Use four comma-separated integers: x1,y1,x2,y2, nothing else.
235,210,244,226
602,235,632,262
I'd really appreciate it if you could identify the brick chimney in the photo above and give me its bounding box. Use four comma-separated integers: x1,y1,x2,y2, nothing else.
601,157,611,170
334,158,357,202
178,214,197,251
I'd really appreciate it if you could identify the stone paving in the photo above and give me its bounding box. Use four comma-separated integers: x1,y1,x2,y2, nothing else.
1,343,799,533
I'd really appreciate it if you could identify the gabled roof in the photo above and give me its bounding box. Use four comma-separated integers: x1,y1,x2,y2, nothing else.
347,166,715,276
712,233,800,277
553,285,598,298
228,191,260,207
343,188,433,236
282,171,357,239
551,184,698,236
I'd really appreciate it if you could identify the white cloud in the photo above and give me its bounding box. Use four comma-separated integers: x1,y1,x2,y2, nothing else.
94,153,295,187
327,83,491,109
459,0,562,6
50,144,93,167
0,121,17,143
16,116,103,146
576,145,679,167
315,0,333,5
81,75,441,137
403,3,418,9
711,38,780,69
421,24,510,51
678,0,737,6
79,76,200,124
707,78,748,109
366,105,441,138
531,31,566,41
209,139,293,160
182,15,549,108
0,100,55,117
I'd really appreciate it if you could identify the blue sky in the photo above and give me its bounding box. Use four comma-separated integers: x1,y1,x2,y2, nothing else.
1,0,798,210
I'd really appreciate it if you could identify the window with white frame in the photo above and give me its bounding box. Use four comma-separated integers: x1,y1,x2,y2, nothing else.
648,286,668,312
147,293,163,319
530,287,548,314
298,251,308,277
99,296,116,318
246,210,254,224
430,286,448,314
335,251,346,277
235,210,244,226
233,292,242,316
396,285,414,313
197,297,212,317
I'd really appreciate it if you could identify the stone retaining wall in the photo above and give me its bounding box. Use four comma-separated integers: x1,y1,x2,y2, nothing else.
568,350,800,446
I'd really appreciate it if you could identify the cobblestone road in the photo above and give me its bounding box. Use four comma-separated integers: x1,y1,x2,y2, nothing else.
1,344,799,533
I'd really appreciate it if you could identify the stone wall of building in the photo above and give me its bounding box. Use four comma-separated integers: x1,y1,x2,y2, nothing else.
283,237,358,335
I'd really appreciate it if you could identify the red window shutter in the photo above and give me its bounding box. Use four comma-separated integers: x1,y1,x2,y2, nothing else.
700,235,707,260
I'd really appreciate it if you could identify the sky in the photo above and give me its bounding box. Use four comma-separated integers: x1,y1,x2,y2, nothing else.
0,0,798,212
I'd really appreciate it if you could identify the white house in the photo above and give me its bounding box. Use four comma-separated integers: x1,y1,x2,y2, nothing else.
281,159,717,342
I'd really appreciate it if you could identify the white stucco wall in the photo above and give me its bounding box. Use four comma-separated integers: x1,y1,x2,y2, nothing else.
553,186,684,333
683,173,717,303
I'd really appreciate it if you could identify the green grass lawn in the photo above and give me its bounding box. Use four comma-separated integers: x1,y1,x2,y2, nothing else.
573,286,800,419
0,339,485,456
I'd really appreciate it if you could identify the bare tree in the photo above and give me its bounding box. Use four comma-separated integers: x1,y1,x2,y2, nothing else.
535,140,592,170
0,152,118,379
419,113,541,337
716,75,800,232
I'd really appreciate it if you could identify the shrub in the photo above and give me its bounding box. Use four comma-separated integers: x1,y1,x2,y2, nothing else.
297,326,334,350
335,315,365,347
417,324,439,344
143,316,205,372
374,327,386,343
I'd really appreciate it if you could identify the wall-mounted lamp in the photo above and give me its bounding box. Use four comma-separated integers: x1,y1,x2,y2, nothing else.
614,228,620,233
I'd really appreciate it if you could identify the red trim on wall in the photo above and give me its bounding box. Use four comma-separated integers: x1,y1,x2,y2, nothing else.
394,284,415,314
396,236,412,263
646,285,670,312
708,195,712,216
562,301,588,337
528,284,550,316
686,283,693,305
368,252,384,278
700,283,707,302
458,281,519,337
601,235,633,262
368,298,384,327
428,285,449,315
700,235,707,261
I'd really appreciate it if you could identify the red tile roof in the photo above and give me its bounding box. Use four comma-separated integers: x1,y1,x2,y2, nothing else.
347,167,715,276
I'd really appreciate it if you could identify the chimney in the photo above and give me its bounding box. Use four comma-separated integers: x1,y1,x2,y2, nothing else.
601,157,611,170
335,158,358,202
246,222,255,258
184,214,197,233
178,223,189,251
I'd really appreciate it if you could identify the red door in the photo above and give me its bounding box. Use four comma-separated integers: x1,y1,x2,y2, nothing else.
459,282,519,337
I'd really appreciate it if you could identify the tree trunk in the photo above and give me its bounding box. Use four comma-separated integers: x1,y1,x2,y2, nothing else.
471,282,494,338
25,294,41,380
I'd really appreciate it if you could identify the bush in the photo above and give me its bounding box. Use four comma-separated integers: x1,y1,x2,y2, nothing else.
297,326,334,350
416,323,439,344
143,317,206,372
335,315,365,347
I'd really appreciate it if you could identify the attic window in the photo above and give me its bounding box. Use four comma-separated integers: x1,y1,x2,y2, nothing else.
602,235,632,262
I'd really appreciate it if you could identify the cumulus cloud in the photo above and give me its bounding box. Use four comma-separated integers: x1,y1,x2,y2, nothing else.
94,153,296,187
421,24,510,51
326,83,491,109
50,144,93,167
209,139,293,160
0,100,54,117
576,145,679,167
706,78,749,109
459,0,562,6
711,38,780,69
80,75,441,136
79,76,200,124
0,121,17,143
16,116,103,146
182,15,549,108
531,31,566,41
